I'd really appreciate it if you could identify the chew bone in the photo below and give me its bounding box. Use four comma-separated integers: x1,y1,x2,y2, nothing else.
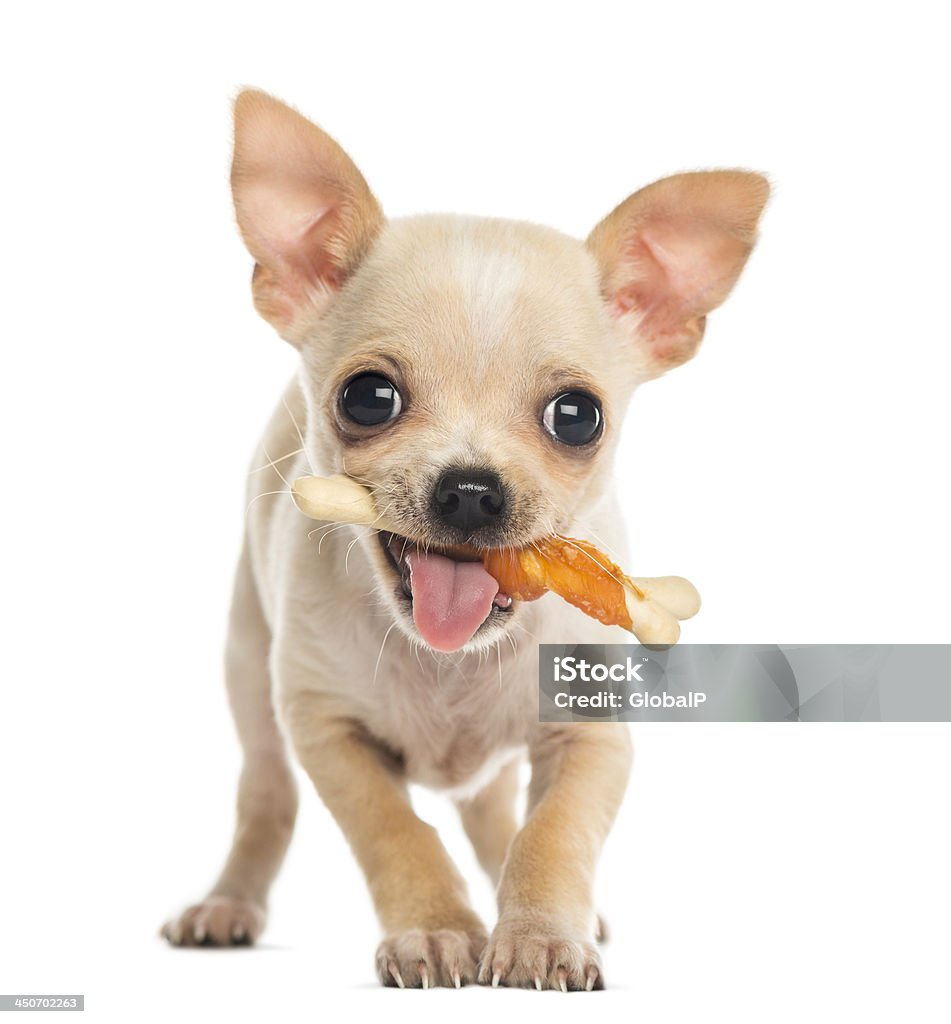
293,474,396,530
291,474,700,646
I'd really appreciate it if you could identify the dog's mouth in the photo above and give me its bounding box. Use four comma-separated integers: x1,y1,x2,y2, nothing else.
379,531,514,652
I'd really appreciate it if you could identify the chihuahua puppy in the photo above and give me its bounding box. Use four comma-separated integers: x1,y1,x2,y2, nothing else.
161,89,767,990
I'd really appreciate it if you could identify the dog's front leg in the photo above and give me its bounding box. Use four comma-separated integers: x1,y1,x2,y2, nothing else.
281,690,487,988
481,723,633,991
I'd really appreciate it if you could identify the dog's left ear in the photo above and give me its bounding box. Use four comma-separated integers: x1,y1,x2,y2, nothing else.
587,171,769,376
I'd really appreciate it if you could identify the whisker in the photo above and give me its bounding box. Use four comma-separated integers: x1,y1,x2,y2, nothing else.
261,443,293,490
246,488,291,514
373,621,398,687
345,531,367,575
545,511,627,573
307,521,346,540
307,520,382,545
369,498,398,532
338,457,390,494
283,396,315,475
512,620,541,644
340,469,378,490
317,522,353,555
558,537,627,589
249,447,304,475
579,525,625,565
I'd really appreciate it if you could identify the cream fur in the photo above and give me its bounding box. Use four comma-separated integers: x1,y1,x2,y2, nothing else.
161,88,768,991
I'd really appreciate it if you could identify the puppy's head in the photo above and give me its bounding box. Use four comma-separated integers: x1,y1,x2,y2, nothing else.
231,90,768,653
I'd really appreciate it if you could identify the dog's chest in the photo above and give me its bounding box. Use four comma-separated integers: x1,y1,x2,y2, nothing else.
365,652,536,794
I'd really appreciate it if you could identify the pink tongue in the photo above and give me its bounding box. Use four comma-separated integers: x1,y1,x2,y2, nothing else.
407,550,499,652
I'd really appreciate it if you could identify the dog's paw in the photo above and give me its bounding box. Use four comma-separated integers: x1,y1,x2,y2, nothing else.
478,917,603,991
376,927,487,988
160,896,266,947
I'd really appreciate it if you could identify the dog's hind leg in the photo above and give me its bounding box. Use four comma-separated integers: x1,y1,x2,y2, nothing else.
161,542,298,947
455,759,521,887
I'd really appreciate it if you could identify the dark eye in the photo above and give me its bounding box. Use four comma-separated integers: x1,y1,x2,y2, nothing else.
341,373,402,426
542,391,603,446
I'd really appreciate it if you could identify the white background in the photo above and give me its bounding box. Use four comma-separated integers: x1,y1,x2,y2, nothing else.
1,2,949,1022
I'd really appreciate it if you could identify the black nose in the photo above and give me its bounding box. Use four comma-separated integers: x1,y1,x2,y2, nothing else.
434,470,505,535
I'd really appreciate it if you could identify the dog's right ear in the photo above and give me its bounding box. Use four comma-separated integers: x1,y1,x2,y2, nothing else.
230,89,383,344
